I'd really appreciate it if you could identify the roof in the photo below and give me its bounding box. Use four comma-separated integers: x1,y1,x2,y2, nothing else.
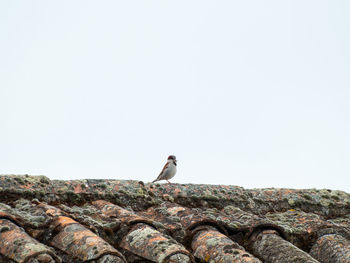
0,174,349,263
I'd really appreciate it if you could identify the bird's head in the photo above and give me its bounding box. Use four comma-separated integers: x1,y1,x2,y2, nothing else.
168,155,177,164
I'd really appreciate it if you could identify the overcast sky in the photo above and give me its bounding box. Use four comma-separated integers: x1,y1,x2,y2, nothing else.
1,1,349,192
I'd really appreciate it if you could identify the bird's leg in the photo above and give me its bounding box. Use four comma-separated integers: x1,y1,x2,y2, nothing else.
166,180,172,184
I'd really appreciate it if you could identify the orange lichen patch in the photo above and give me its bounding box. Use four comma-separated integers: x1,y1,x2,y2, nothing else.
173,188,183,197
46,208,57,217
148,235,169,243
298,217,308,224
0,219,60,263
73,183,84,193
0,211,9,218
264,190,274,196
113,185,121,191
39,203,64,217
167,206,186,216
50,216,77,232
55,216,76,226
281,189,295,195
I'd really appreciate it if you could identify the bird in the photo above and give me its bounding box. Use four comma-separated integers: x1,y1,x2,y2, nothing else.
152,155,177,183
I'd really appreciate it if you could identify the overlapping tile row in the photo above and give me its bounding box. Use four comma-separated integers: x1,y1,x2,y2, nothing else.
92,200,193,263
148,183,350,218
265,210,335,249
140,201,337,263
2,175,350,217
0,174,349,262
0,200,126,263
35,202,127,263
141,202,285,243
141,202,265,262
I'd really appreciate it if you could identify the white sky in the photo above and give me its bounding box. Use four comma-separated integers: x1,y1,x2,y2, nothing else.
1,1,350,192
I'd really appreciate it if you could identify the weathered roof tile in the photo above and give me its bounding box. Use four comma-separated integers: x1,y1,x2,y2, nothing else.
310,234,350,263
191,226,261,263
250,229,320,263
0,218,60,263
121,224,192,263
49,216,125,262
93,201,192,262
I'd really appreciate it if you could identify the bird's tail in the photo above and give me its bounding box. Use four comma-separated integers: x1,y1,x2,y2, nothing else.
152,179,158,183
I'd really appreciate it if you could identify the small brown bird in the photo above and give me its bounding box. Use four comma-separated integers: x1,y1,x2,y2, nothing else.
152,155,177,183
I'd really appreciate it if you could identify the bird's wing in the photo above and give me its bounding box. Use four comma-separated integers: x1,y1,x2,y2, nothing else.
152,162,170,183
158,162,170,176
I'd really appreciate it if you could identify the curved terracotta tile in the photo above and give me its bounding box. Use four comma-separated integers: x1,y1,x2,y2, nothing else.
310,234,350,263
0,219,60,263
49,216,126,262
192,226,261,263
250,230,319,263
120,223,192,263
92,201,192,262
